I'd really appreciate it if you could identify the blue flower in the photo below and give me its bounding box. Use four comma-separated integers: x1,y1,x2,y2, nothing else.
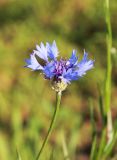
68,49,78,66
25,54,43,70
25,41,94,91
43,61,56,79
34,42,48,61
46,40,59,60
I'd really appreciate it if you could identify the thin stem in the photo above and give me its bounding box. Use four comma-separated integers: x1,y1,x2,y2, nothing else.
36,91,62,160
104,0,112,113
104,0,113,144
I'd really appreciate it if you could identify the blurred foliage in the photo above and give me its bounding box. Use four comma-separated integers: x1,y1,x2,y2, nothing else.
0,0,117,159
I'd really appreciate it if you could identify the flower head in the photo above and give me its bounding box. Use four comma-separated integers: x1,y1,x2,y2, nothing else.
25,41,94,92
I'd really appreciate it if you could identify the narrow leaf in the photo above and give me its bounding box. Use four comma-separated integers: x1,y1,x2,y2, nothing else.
96,128,106,160
102,126,117,159
90,136,97,160
16,149,22,160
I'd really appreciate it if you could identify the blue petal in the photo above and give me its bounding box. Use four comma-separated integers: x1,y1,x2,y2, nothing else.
34,42,48,61
62,68,79,83
68,50,78,65
25,54,43,70
77,52,94,76
46,40,59,60
43,61,56,79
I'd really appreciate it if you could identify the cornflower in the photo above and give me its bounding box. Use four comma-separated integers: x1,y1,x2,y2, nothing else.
25,40,94,92
25,40,94,160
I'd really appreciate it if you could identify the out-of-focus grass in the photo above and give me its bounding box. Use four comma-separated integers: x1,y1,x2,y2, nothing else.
0,0,117,159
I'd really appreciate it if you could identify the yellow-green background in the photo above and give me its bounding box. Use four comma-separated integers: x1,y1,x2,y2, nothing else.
0,0,117,159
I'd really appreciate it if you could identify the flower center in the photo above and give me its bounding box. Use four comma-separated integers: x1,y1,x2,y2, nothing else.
53,60,66,77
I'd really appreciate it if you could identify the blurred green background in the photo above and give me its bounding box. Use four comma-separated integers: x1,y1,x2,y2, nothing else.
0,0,117,159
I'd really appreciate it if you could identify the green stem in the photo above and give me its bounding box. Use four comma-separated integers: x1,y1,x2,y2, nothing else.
105,0,112,113
104,0,112,114
36,91,62,160
104,0,113,144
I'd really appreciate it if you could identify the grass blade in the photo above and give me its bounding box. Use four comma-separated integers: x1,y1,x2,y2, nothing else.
16,149,22,160
102,125,117,159
61,131,70,160
96,128,106,160
90,135,97,160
